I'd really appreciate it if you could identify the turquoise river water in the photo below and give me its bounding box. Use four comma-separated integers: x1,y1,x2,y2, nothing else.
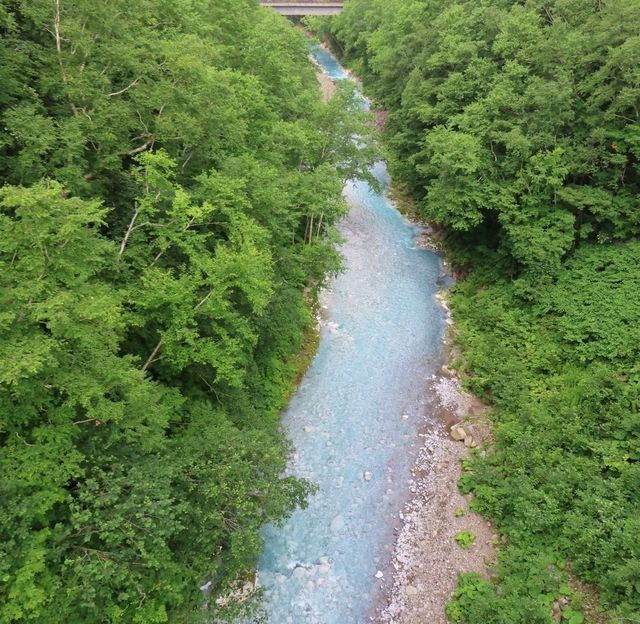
255,46,447,623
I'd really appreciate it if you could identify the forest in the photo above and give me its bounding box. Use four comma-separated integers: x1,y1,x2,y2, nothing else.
0,1,374,622
319,0,640,622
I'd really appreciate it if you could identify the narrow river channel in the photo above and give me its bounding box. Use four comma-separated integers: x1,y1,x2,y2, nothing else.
255,46,447,624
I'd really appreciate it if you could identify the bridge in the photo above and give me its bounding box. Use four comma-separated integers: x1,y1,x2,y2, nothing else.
260,1,343,16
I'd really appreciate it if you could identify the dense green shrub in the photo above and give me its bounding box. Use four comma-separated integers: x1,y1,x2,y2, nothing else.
451,244,640,620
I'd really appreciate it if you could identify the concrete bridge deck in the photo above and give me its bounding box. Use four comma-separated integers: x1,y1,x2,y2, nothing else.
260,1,343,16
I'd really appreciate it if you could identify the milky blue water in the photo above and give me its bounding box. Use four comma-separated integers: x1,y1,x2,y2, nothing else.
254,46,446,624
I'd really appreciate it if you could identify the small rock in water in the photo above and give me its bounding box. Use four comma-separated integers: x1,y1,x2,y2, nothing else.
330,515,345,532
375,570,384,579
292,566,308,579
402,413,409,420
318,561,331,574
363,470,373,481
304,425,315,433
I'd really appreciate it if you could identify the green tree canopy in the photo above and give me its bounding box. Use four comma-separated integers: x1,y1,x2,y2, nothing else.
0,1,375,621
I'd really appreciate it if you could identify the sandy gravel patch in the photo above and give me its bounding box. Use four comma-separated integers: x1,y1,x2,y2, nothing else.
376,424,496,624
316,70,336,102
374,295,496,624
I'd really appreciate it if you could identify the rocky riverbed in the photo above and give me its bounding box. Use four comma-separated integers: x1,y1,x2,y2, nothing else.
376,357,497,624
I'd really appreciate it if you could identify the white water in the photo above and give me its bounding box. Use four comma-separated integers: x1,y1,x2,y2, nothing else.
255,46,446,624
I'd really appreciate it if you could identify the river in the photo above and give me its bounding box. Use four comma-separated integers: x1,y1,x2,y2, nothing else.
255,45,447,624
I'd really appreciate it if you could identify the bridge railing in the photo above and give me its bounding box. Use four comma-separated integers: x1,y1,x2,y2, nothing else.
259,1,344,16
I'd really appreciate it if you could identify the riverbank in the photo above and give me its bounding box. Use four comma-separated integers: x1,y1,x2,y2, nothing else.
316,68,336,101
375,309,497,624
365,204,497,622
315,42,499,623
313,46,497,624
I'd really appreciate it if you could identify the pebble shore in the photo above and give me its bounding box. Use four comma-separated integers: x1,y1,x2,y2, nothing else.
373,296,496,624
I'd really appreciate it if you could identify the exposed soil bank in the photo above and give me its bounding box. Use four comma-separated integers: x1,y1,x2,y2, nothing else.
316,68,336,101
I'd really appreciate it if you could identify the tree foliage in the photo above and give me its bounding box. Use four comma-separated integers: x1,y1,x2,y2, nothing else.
0,1,374,621
329,0,640,276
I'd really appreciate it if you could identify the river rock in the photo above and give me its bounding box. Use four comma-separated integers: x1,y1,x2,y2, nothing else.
552,597,570,621
292,565,308,579
363,470,372,481
330,515,345,532
464,434,477,448
450,424,466,441
405,585,419,597
375,570,384,579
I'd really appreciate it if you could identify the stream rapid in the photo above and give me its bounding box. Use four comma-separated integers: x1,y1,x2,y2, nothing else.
255,45,446,624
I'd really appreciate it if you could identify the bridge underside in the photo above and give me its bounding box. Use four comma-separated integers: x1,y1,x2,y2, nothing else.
261,3,343,16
